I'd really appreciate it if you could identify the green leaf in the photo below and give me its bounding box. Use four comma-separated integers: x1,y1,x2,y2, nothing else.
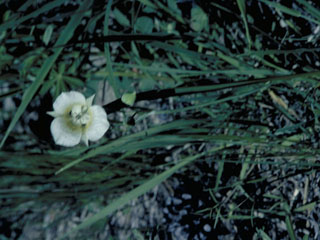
214,152,225,190
104,0,121,98
121,91,136,106
257,229,272,240
293,202,317,212
285,215,296,240
136,16,154,33
167,0,180,13
296,0,320,21
42,24,54,45
113,8,130,27
137,0,157,9
259,0,320,25
259,0,301,17
236,0,252,49
191,6,208,32
303,235,309,240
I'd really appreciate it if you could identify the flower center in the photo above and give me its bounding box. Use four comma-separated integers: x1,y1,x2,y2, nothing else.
70,104,91,127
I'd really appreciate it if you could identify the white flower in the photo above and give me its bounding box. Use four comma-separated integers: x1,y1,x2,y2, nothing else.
47,91,109,147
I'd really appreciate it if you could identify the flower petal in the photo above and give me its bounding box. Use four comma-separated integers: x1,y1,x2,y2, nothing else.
86,105,109,142
81,133,89,147
50,117,82,147
53,91,86,115
46,111,60,118
86,94,95,107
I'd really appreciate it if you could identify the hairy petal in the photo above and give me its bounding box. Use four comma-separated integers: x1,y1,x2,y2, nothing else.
53,91,86,115
86,105,109,142
50,117,81,147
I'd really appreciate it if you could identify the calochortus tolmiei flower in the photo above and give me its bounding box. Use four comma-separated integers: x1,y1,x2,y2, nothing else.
47,91,109,147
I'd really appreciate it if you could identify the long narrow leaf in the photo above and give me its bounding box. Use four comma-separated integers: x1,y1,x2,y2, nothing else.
236,0,251,49
104,0,121,98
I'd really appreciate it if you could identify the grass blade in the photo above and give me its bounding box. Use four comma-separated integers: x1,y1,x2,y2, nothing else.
104,0,121,98
285,215,296,240
236,0,252,49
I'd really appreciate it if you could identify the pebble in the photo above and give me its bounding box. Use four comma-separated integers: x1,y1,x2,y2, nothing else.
203,224,211,232
173,197,183,205
182,193,192,200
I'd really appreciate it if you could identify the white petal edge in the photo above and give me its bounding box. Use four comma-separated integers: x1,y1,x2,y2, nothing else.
81,133,89,147
86,94,95,107
53,91,86,115
86,105,109,142
50,117,82,147
47,111,60,118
